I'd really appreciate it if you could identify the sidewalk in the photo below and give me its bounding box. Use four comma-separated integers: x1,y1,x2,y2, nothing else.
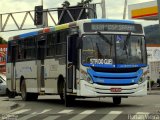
0,96,19,113
147,86,160,95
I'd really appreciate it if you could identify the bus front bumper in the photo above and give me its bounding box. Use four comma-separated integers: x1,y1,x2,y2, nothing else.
79,80,147,97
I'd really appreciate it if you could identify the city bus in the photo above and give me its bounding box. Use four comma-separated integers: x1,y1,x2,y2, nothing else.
6,19,147,106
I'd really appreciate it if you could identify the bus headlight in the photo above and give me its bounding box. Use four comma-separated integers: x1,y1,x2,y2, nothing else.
138,75,146,84
80,69,93,84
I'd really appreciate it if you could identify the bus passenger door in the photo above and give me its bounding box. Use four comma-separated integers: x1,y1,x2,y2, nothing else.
66,35,78,93
37,35,46,93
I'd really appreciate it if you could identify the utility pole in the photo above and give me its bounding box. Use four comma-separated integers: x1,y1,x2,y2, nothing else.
157,0,160,27
41,0,43,6
123,0,127,19
39,0,48,28
101,0,106,18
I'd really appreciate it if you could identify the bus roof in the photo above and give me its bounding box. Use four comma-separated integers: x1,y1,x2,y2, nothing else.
8,19,136,41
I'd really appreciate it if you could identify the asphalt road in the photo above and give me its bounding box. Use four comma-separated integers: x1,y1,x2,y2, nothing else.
1,94,160,120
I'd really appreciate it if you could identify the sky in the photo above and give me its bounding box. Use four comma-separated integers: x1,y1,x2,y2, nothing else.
0,0,158,40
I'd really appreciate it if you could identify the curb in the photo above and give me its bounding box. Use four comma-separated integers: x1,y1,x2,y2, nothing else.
148,92,160,95
147,90,160,95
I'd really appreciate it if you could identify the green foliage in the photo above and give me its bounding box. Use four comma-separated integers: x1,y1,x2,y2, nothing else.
62,1,70,7
77,0,93,6
0,36,7,44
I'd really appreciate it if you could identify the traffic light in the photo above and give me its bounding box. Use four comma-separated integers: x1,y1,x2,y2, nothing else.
34,6,43,25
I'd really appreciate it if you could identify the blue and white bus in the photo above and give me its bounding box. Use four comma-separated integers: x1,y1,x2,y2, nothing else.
6,19,147,106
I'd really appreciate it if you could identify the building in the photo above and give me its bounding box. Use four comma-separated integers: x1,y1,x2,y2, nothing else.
128,1,160,82
128,1,158,20
0,44,7,74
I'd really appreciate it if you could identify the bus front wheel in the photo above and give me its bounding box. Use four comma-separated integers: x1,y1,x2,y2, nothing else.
21,80,38,101
6,88,16,98
113,97,121,105
59,80,65,102
59,80,75,107
21,80,29,101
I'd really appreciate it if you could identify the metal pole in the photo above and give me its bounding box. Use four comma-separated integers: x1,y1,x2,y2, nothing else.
101,0,106,18
149,78,151,92
157,0,160,28
0,14,2,32
123,0,127,19
41,0,43,6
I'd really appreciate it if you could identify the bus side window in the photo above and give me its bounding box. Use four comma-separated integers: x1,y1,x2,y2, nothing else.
37,34,46,60
11,45,17,63
24,39,27,59
24,37,36,60
56,30,69,56
7,42,11,63
15,40,25,61
30,37,36,59
46,33,55,57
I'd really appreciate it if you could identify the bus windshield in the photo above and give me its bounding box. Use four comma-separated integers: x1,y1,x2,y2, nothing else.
82,34,146,66
82,34,115,65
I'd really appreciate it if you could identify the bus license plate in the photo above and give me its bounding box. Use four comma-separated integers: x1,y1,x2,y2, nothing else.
110,88,122,92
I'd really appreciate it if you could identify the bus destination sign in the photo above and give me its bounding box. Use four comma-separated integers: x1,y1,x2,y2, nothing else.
83,23,143,33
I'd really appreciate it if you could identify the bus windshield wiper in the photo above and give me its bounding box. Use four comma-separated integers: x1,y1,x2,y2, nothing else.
123,32,131,50
97,31,113,46
123,32,131,57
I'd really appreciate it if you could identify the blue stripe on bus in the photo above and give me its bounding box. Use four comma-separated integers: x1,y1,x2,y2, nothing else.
19,31,38,38
91,19,135,24
87,68,143,84
83,63,116,68
116,64,147,68
83,63,147,68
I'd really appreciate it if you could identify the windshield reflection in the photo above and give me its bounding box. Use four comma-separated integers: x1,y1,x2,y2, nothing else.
82,35,115,64
116,35,143,64
82,34,146,66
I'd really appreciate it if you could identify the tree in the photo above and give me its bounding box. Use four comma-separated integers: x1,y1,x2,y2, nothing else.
62,1,70,8
0,36,7,44
77,0,85,6
84,0,92,4
77,0,92,6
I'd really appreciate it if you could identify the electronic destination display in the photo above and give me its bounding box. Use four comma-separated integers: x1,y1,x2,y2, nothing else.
83,22,143,33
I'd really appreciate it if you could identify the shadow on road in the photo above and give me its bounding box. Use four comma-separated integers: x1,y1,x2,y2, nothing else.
35,98,142,109
6,96,143,109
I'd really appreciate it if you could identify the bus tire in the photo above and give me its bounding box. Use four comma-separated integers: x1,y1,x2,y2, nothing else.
58,77,65,102
6,88,16,98
58,78,75,106
64,85,75,107
21,80,30,101
59,81,65,102
113,97,121,105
